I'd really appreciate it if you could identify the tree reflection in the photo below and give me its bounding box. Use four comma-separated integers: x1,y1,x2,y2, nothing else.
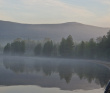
3,57,110,87
58,63,73,83
3,58,25,73
42,62,57,76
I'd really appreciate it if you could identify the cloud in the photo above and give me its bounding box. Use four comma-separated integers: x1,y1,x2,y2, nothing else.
0,0,96,24
103,0,110,5
93,14,110,27
0,11,15,22
18,0,96,23
21,0,95,17
96,0,110,5
0,0,3,3
1,0,110,27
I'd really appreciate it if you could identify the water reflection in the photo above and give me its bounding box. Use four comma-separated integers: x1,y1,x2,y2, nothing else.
1,57,110,90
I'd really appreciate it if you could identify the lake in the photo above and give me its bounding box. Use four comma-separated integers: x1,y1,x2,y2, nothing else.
0,56,109,93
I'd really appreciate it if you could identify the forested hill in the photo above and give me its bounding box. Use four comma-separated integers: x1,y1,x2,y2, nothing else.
0,20,109,44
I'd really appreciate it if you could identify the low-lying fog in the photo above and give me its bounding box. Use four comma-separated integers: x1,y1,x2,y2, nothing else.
0,56,109,92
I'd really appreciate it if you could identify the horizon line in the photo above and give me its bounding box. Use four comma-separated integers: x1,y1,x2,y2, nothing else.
0,20,109,29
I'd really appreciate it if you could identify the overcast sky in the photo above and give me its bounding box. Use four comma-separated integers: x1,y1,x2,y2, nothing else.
0,0,110,27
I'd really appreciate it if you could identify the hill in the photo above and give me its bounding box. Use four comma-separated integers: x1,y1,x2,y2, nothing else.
0,20,109,45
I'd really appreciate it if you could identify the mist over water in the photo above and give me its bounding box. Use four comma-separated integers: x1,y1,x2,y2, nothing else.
0,1,110,93
0,56,109,93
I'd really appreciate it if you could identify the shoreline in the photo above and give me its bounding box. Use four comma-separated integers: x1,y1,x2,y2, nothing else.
92,60,110,70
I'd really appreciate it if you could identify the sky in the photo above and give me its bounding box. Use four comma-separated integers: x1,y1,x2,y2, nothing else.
0,0,110,27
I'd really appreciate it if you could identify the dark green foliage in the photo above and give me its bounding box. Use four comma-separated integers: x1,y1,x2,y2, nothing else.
97,36,107,58
59,38,67,56
88,38,96,58
66,35,74,56
59,35,74,57
43,40,53,56
74,39,97,59
52,44,58,56
4,43,11,54
75,41,85,58
11,41,25,55
74,30,110,60
3,30,110,60
34,43,42,56
3,39,25,55
97,30,110,60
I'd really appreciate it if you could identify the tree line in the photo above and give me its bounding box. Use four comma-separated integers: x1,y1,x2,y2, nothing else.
3,30,110,60
4,38,25,55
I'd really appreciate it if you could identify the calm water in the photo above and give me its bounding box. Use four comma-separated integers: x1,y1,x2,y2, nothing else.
0,56,110,93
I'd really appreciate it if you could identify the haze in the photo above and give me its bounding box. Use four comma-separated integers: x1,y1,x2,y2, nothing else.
0,1,110,93
0,20,109,45
0,0,110,27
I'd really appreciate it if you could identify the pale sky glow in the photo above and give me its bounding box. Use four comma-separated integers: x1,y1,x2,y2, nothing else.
0,0,110,27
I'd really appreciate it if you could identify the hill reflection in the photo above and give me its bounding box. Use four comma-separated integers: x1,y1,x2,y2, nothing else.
1,57,110,90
